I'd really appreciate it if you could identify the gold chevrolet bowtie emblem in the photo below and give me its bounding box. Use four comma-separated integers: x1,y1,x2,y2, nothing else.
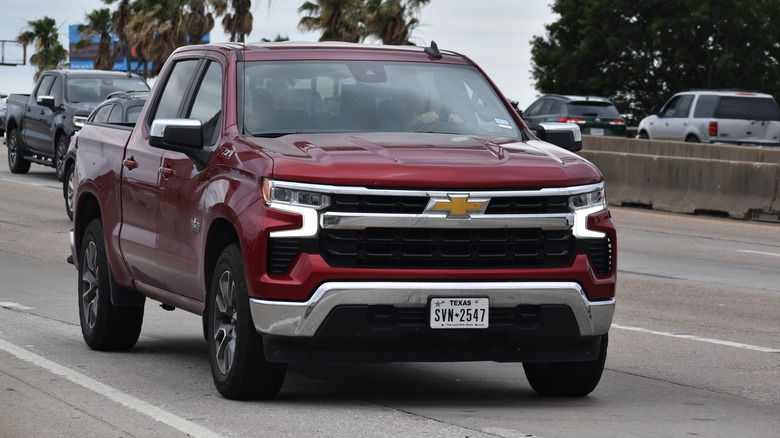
431,195,488,217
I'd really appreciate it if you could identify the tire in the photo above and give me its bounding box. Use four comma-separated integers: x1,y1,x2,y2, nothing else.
685,135,700,143
64,163,75,221
523,334,608,397
208,244,287,400
7,128,31,174
637,131,649,139
78,219,144,351
55,135,68,181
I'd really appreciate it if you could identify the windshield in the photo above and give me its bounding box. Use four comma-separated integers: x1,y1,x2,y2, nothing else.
66,77,150,103
242,60,521,138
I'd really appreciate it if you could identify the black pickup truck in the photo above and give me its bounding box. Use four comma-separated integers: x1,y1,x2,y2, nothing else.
4,69,149,180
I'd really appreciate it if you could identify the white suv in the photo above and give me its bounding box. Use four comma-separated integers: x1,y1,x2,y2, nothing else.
637,90,780,146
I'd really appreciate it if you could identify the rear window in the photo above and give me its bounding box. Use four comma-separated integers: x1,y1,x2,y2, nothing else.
566,102,620,118
715,96,780,121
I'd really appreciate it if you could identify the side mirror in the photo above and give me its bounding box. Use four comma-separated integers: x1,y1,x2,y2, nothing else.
149,119,203,153
536,122,582,152
37,95,56,108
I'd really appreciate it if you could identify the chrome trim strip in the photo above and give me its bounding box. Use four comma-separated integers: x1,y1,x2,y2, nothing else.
321,212,574,230
269,180,605,199
250,281,614,338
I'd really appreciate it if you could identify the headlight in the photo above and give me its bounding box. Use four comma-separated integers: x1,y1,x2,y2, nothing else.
569,186,605,210
570,184,607,238
73,115,88,128
263,179,328,238
263,179,330,209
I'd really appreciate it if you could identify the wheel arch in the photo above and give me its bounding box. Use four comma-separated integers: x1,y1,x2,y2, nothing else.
202,218,241,338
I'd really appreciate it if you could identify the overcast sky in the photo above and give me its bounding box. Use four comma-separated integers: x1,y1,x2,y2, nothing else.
0,0,557,108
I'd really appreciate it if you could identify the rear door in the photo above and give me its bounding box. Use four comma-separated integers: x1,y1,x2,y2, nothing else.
714,96,780,144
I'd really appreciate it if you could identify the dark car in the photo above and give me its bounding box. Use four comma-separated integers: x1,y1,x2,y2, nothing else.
522,94,627,137
63,91,148,220
5,70,149,180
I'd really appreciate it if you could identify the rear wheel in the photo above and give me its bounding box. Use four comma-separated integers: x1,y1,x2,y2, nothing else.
78,219,144,351
523,335,608,397
208,244,287,399
7,128,31,174
637,131,649,139
685,134,700,143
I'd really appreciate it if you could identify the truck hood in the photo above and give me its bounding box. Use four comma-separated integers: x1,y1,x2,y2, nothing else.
245,132,602,188
70,101,100,116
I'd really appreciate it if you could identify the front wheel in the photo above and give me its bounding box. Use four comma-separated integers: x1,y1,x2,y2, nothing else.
78,219,144,351
55,135,69,181
208,244,287,400
64,163,75,221
7,128,31,174
523,334,608,397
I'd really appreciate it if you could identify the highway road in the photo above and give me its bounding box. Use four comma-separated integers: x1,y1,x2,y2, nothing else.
0,147,778,437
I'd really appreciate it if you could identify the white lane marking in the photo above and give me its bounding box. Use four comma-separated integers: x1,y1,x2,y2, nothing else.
613,324,780,353
738,249,780,258
0,302,34,310
0,338,224,438
0,177,60,189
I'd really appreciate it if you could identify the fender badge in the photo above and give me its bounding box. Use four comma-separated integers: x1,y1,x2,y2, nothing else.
217,147,236,159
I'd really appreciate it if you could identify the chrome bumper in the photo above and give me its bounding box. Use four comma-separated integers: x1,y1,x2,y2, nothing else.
250,281,614,338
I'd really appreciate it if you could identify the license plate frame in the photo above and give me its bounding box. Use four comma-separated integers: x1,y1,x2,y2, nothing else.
590,127,605,136
429,297,489,329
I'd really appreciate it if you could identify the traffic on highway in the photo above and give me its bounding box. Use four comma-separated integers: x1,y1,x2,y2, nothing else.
1,140,778,437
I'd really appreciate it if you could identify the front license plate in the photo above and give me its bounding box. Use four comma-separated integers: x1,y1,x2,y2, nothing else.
430,298,489,329
590,128,605,135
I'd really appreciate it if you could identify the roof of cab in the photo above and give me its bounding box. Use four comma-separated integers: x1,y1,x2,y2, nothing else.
173,41,472,65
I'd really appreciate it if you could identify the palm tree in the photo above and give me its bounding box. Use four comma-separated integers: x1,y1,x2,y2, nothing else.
76,8,117,70
103,0,133,72
185,0,216,44
16,16,68,79
213,0,253,43
364,0,430,45
298,0,364,43
128,0,189,76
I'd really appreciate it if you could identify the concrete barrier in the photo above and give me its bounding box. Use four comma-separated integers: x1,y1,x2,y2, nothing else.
579,136,780,221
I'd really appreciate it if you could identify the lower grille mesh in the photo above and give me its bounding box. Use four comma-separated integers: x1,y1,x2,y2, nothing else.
320,228,574,269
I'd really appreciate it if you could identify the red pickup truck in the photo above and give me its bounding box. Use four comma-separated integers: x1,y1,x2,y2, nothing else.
70,42,616,400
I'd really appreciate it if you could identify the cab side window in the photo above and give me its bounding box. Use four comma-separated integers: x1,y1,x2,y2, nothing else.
186,61,223,146
35,75,55,99
660,96,680,117
91,104,114,123
152,59,199,121
49,76,63,105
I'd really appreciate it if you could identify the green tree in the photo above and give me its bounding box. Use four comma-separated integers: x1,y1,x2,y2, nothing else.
530,0,780,121
364,0,430,45
16,16,68,79
103,0,133,72
298,0,365,43
76,8,117,71
125,0,217,77
213,0,253,43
